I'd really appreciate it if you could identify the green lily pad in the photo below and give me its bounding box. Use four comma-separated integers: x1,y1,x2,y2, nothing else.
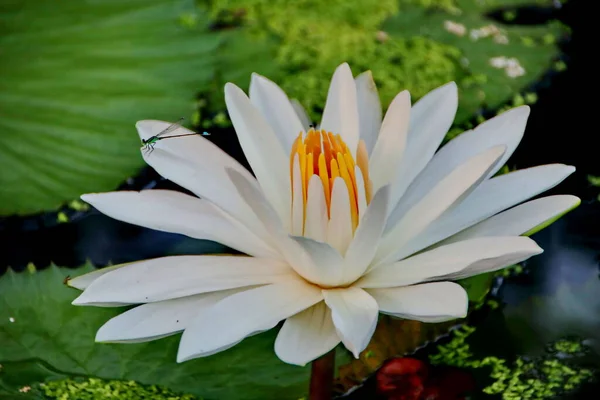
0,265,310,399
0,0,221,216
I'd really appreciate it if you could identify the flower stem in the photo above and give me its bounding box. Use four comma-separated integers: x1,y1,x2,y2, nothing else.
309,349,335,400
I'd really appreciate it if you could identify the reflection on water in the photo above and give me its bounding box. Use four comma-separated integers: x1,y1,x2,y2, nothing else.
502,202,600,359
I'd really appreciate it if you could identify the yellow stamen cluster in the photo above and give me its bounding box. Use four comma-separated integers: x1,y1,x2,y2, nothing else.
290,128,372,231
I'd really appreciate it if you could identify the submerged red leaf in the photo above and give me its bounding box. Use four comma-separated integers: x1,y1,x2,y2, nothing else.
375,357,474,400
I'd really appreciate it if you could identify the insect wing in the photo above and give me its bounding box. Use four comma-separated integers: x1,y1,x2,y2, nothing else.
155,117,185,138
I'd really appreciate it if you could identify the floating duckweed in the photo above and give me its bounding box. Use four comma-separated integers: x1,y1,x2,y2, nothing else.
430,326,595,399
213,112,230,127
503,10,517,21
524,92,538,104
39,377,200,400
497,264,524,278
68,199,90,212
542,33,556,45
587,175,600,186
26,262,37,274
486,298,500,310
57,212,69,223
550,339,584,355
554,60,567,72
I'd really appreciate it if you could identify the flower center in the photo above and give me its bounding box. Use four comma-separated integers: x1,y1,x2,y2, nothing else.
290,128,372,236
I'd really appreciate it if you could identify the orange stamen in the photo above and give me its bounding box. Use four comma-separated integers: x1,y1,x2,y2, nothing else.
290,129,370,234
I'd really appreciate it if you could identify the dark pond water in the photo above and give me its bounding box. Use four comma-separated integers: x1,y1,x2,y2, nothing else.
0,0,597,398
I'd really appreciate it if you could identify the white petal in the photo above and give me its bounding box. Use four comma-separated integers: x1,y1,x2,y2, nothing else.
225,83,290,227
289,236,345,287
140,147,270,245
225,168,287,241
369,91,410,193
177,280,322,362
395,106,530,215
249,73,305,154
226,168,321,282
327,177,353,255
398,164,576,258
376,146,506,265
344,185,391,281
95,289,244,343
72,256,295,305
290,99,312,131
443,195,581,244
354,166,368,221
292,154,304,236
275,302,340,366
355,71,382,154
81,190,277,258
304,175,328,242
320,63,359,155
68,263,132,290
358,236,542,288
367,282,468,323
388,82,458,210
323,287,379,358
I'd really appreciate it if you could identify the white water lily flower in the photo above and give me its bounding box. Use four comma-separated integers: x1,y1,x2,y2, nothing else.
71,63,578,366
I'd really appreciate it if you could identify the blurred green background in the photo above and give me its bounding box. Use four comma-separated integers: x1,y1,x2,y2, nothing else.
0,0,568,216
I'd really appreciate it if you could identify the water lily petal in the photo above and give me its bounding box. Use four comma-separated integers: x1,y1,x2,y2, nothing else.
225,83,291,227
358,236,542,288
304,175,328,242
355,71,382,154
226,168,318,281
289,236,345,287
225,168,287,240
376,146,506,265
397,164,576,259
395,106,530,215
327,177,353,255
320,63,359,155
368,282,468,323
249,73,305,154
275,302,340,366
72,256,295,305
388,82,458,211
344,185,391,280
95,289,245,343
140,146,270,244
369,90,410,193
290,99,312,131
177,280,322,362
323,287,379,358
141,157,272,248
442,195,581,243
68,263,132,290
355,166,368,221
81,190,277,258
